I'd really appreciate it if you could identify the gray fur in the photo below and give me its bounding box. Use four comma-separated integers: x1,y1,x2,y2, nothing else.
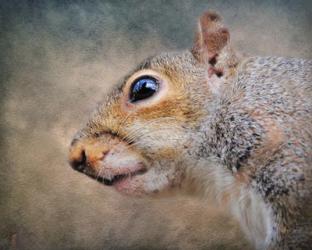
199,56,312,248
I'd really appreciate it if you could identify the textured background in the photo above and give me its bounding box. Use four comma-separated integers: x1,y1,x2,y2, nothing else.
1,0,311,249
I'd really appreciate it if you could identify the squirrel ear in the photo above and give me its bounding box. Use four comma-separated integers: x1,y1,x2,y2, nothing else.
191,11,230,65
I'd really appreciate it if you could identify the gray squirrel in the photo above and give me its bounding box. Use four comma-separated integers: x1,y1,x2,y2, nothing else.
68,11,312,249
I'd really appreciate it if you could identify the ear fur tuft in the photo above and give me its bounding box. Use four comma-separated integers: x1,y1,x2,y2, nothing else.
192,11,240,79
192,11,230,64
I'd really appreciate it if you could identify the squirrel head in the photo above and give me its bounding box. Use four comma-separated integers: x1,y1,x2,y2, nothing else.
68,11,240,196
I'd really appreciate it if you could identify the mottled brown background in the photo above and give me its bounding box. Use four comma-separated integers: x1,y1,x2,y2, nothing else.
0,0,311,249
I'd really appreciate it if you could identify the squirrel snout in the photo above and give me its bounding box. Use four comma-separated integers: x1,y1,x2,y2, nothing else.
68,137,110,174
68,135,147,188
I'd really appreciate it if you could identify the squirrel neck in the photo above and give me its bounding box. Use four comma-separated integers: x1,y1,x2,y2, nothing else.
198,82,264,172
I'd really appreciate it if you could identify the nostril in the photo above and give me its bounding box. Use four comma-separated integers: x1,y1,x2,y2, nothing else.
70,149,87,172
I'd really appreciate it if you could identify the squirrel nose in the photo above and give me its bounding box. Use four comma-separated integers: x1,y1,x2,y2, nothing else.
68,140,87,172
68,138,110,173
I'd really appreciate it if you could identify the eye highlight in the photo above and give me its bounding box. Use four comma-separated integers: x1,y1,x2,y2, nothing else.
129,75,159,103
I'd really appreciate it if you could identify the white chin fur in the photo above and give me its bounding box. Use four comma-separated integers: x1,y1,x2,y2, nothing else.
143,168,174,193
230,186,276,249
187,158,276,249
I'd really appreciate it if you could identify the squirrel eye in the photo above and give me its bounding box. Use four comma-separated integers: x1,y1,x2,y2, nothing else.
129,75,159,103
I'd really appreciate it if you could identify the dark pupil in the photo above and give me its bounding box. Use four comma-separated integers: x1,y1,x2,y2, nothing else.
129,76,159,102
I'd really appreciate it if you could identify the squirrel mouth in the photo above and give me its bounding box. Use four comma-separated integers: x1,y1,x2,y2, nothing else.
94,168,147,186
